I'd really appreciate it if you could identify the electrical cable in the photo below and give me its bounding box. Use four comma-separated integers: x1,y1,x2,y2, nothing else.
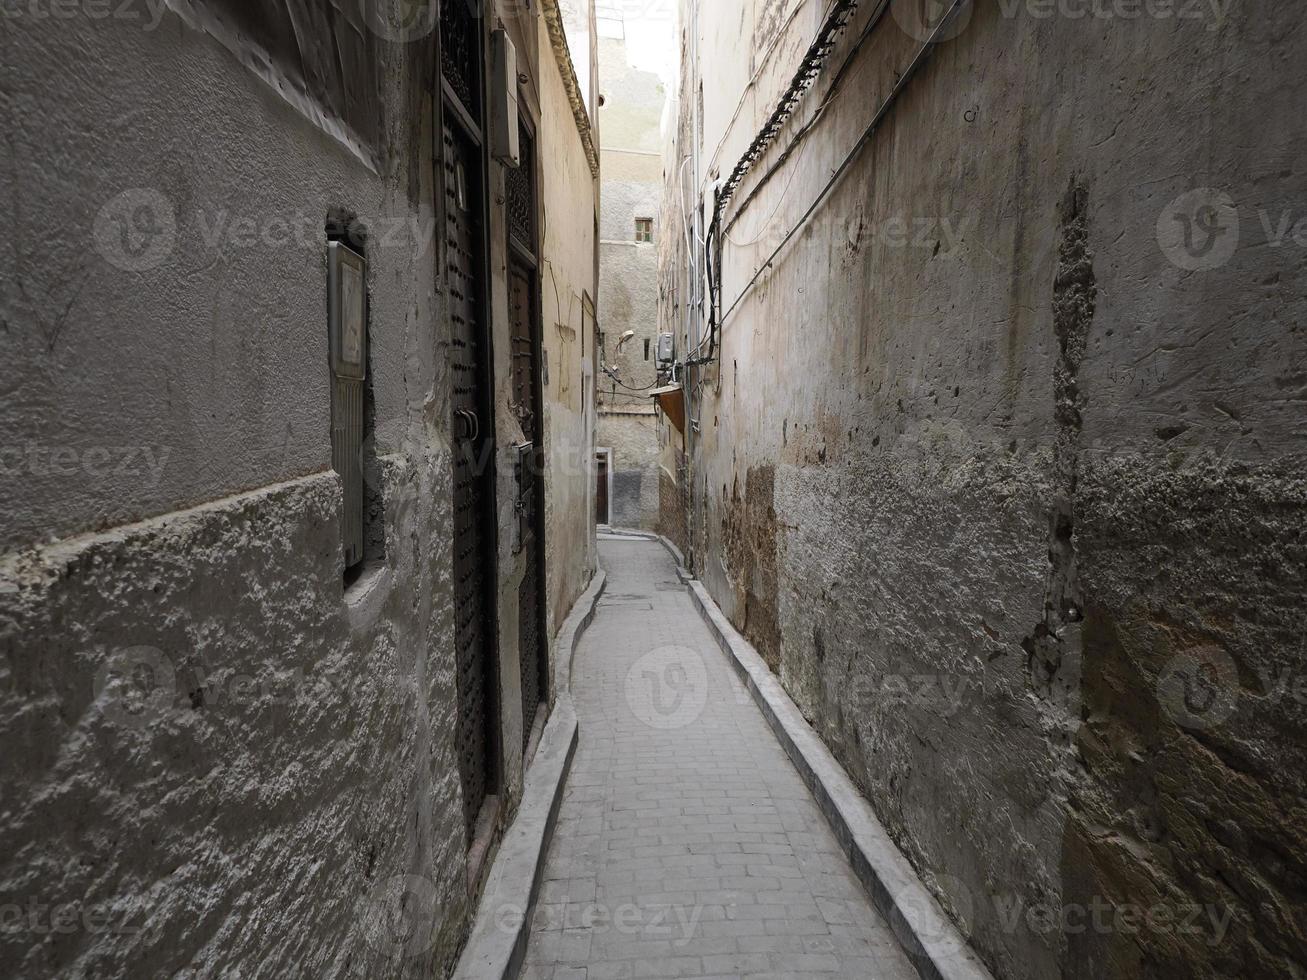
686,204,721,365
722,0,893,238
700,0,818,187
600,338,662,392
715,0,860,215
602,369,663,392
685,0,864,367
679,157,699,253
725,142,807,248
716,0,972,331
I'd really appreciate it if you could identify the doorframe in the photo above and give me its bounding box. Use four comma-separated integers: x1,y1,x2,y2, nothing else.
596,446,613,526
506,106,551,728
437,0,504,885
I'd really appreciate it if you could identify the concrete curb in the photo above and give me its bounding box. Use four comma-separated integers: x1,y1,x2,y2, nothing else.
651,533,685,570
453,568,607,980
556,568,608,700
685,578,995,980
595,527,685,570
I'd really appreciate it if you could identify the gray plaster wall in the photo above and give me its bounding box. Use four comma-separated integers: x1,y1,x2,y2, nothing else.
597,411,659,529
0,1,597,976
538,7,602,648
663,2,1307,979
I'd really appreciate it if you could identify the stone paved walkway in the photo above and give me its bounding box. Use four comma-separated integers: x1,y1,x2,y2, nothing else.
522,537,917,980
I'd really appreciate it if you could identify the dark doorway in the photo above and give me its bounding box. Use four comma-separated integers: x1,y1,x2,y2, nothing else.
441,1,500,851
508,119,548,751
596,451,610,525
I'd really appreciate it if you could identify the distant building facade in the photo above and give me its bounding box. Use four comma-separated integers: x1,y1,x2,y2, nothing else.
596,28,666,529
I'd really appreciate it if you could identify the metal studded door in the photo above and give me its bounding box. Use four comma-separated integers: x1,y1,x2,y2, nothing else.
444,113,499,845
508,121,547,748
511,262,545,747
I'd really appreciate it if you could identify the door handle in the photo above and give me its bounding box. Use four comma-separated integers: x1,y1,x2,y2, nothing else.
455,408,480,442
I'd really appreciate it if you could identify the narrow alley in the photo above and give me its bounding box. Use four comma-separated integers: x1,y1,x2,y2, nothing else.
3,0,1305,979
522,536,916,979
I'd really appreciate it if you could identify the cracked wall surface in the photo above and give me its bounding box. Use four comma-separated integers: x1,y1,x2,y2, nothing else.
660,2,1307,977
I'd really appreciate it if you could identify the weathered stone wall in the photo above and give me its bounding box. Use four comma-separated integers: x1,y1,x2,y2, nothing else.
0,1,597,975
657,453,689,556
662,2,1307,978
0,471,471,978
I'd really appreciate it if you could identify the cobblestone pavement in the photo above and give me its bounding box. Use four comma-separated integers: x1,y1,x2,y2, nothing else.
521,537,917,980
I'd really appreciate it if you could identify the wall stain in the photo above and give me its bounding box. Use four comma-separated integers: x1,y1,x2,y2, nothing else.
721,465,781,670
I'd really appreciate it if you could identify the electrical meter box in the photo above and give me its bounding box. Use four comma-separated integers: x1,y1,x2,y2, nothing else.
491,29,521,167
329,241,367,381
656,332,675,366
328,241,367,570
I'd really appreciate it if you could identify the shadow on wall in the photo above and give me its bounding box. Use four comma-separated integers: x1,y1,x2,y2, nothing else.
609,469,645,526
